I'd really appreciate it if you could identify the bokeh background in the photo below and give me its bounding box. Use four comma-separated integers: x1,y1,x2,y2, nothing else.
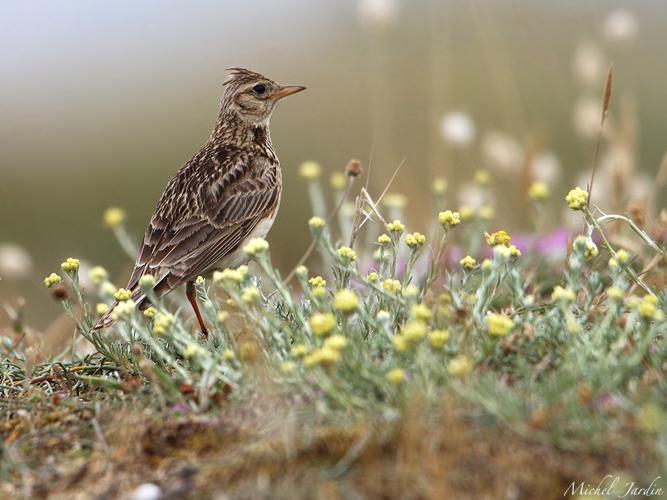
1,0,665,328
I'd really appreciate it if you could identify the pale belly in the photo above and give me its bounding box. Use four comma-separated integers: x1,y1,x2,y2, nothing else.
211,213,277,271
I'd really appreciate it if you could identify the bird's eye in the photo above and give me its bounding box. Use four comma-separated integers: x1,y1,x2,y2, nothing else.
252,84,267,95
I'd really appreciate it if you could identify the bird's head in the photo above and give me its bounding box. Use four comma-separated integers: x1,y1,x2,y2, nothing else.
221,68,305,125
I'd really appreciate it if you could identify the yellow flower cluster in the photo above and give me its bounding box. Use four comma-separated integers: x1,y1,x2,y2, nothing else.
337,246,357,262
213,267,247,285
43,273,62,288
386,219,405,233
330,172,346,190
88,266,108,286
528,181,550,201
299,161,321,180
382,278,401,295
96,303,108,316
438,210,461,228
309,312,336,336
565,186,588,210
153,312,174,335
485,313,514,337
572,236,598,260
243,238,269,257
383,193,407,209
241,286,260,304
291,344,309,357
334,289,359,314
460,255,476,270
308,216,325,229
324,335,348,350
405,232,426,249
447,355,473,377
303,347,340,368
428,329,450,349
432,177,448,195
474,169,491,185
60,257,80,273
552,285,576,303
459,206,474,221
144,306,157,319
377,234,391,245
479,206,495,220
606,286,625,302
138,274,156,288
184,343,204,359
410,303,432,322
485,230,511,247
103,207,126,229
309,276,326,288
636,295,663,321
111,299,136,321
114,288,132,302
386,368,405,385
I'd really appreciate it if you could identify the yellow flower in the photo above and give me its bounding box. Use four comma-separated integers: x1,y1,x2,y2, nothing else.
386,219,405,233
637,296,660,320
459,206,474,221
386,368,406,385
96,303,108,316
528,181,550,201
474,169,491,185
241,286,260,304
101,281,117,296
572,235,597,259
402,284,419,299
43,273,62,288
566,316,581,334
299,161,321,180
438,210,461,228
114,288,132,302
290,344,309,357
330,171,346,190
324,335,348,351
392,335,408,353
303,347,340,368
153,312,173,334
280,361,296,373
447,355,473,377
432,177,448,195
377,233,391,245
428,329,450,349
485,313,514,337
184,343,204,359
60,257,80,273
337,246,357,262
616,249,631,264
478,206,495,220
308,216,325,229
195,275,205,286
481,259,493,271
606,286,624,302
608,258,619,270
485,230,511,247
367,271,378,283
239,341,259,362
243,238,269,257
334,289,360,314
376,310,390,322
552,285,576,303
143,306,157,319
213,268,243,285
565,186,588,210
222,349,235,361
103,207,126,229
88,266,108,286
312,286,326,299
309,276,326,288
509,245,521,258
217,311,228,323
309,312,336,336
460,255,476,270
295,265,308,278
138,274,156,289
111,299,136,321
402,321,427,343
382,278,401,295
405,232,426,249
410,303,432,322
383,193,407,209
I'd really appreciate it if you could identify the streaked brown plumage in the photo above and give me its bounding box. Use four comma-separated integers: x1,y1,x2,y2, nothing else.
95,68,305,333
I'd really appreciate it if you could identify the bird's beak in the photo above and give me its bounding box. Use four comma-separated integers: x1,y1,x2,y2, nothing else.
269,85,306,100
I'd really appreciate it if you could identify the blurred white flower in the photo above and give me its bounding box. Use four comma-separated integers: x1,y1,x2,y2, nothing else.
481,131,524,174
0,243,32,280
531,151,562,184
357,0,399,31
573,97,601,139
601,146,634,179
572,41,606,88
457,182,489,210
439,111,476,147
603,8,638,44
130,483,162,500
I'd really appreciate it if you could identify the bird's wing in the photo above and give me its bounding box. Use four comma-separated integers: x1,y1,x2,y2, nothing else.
126,145,280,295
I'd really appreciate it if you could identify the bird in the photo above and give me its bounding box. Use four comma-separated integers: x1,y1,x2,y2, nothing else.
94,68,305,334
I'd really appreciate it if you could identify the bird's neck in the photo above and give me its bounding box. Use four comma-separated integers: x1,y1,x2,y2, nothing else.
210,110,274,154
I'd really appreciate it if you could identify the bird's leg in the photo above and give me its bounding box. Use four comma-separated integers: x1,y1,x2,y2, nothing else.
186,280,208,335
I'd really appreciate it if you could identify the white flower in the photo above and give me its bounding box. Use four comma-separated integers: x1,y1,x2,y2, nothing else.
481,131,524,174
357,0,398,31
603,8,638,44
572,41,606,88
0,243,32,280
531,151,562,184
439,111,476,147
573,97,602,139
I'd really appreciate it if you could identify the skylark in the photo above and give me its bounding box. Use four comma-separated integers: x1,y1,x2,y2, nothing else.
95,68,305,333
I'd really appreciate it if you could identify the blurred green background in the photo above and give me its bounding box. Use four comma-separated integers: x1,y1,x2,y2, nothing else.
1,0,665,328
